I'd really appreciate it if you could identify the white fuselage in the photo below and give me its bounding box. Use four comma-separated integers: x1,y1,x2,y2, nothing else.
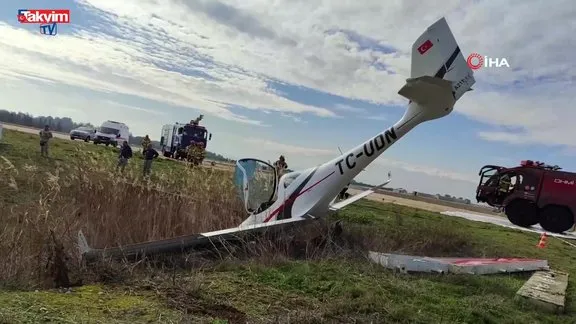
239,17,475,228
241,102,428,226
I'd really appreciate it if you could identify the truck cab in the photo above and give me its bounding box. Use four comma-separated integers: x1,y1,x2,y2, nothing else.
476,160,576,233
476,165,531,207
160,122,212,159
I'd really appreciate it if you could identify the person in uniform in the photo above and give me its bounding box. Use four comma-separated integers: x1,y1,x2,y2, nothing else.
273,155,288,180
186,142,196,166
141,135,151,155
187,142,206,167
194,142,206,165
39,125,53,157
499,174,512,193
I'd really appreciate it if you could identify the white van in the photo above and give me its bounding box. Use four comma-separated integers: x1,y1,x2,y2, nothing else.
93,120,130,147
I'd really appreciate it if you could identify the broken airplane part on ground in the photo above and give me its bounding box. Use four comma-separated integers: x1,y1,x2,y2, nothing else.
78,17,477,261
368,252,549,275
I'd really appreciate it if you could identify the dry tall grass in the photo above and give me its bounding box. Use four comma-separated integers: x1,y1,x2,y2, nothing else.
0,143,482,292
0,150,245,289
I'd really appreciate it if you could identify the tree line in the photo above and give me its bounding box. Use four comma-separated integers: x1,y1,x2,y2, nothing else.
0,110,94,133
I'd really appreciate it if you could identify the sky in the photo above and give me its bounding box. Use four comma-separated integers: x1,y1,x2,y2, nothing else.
0,0,574,200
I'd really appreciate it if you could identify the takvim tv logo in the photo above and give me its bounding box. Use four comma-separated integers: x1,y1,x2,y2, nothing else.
17,9,70,36
467,53,510,70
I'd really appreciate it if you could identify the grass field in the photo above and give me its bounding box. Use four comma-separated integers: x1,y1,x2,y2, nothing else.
0,129,574,323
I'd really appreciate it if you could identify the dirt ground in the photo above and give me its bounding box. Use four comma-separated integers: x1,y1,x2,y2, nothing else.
347,188,490,215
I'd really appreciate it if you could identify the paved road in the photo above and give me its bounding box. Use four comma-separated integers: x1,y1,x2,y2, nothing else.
2,123,71,140
350,188,576,240
441,211,576,240
348,188,492,215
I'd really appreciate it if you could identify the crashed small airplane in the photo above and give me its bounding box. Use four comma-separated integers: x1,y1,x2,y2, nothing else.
78,17,476,261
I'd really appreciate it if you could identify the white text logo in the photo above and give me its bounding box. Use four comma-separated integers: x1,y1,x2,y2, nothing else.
467,53,510,70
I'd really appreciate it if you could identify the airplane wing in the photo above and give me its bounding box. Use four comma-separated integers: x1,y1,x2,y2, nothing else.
329,177,391,211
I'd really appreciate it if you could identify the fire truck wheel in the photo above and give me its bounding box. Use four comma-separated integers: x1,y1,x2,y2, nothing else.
539,205,574,233
504,199,539,227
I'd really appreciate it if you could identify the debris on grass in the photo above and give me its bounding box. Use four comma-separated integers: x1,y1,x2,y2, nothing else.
368,251,549,275
516,270,569,314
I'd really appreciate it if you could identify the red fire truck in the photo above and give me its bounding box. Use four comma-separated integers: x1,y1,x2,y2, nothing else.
476,160,576,233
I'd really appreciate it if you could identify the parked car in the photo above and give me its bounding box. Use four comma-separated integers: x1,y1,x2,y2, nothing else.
69,126,95,142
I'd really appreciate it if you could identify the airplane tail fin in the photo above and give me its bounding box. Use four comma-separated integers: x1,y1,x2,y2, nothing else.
397,17,475,124
410,17,475,101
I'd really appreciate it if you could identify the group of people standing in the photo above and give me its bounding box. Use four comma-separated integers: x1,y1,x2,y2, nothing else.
37,126,159,177
116,135,159,177
38,126,292,182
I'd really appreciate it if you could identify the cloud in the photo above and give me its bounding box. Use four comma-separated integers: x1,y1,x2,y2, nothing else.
375,158,477,183
363,114,388,121
333,104,366,113
243,138,334,157
0,20,336,126
2,0,572,143
103,100,165,116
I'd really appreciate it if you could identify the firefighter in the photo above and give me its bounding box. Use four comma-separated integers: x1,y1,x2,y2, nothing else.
186,142,195,164
499,174,512,193
141,135,151,155
195,142,206,164
187,141,205,167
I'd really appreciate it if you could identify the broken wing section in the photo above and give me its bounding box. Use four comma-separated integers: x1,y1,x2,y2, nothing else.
329,178,392,212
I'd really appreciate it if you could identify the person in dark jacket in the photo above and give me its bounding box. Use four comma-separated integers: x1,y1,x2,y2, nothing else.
142,143,159,177
116,141,133,173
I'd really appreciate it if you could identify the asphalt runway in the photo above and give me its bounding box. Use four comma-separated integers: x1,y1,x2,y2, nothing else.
441,211,576,240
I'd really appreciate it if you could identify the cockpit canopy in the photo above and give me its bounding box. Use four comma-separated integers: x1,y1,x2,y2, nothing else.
234,158,277,213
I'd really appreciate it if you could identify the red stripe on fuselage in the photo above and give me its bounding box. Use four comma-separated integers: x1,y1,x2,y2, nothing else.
263,171,335,223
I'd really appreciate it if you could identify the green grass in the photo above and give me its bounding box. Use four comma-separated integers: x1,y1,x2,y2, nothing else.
0,128,574,323
0,285,184,323
0,129,186,176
